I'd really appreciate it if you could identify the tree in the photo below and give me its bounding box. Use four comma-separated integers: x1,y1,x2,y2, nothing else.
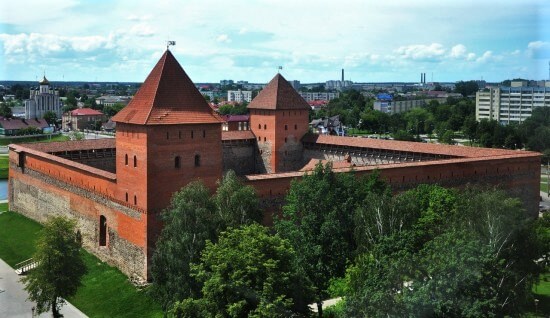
21,216,87,318
214,170,262,229
150,181,218,312
43,111,58,126
176,224,312,317
275,163,388,316
103,103,126,117
455,80,479,97
345,186,544,317
0,102,13,118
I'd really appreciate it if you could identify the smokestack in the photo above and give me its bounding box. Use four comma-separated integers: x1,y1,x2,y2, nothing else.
342,69,344,82
421,73,423,83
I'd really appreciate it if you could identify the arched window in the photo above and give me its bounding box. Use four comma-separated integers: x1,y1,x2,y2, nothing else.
133,155,137,167
264,124,267,129
175,156,181,168
258,124,261,129
294,124,297,130
125,192,128,202
134,195,137,205
125,154,128,166
191,130,194,138
264,137,266,142
99,215,107,246
258,136,261,141
285,125,288,130
194,154,201,167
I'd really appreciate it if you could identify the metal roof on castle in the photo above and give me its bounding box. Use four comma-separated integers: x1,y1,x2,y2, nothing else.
247,73,310,110
112,50,222,125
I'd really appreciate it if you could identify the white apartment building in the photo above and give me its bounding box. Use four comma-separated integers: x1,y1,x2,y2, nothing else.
476,83,550,124
299,92,340,102
227,90,253,103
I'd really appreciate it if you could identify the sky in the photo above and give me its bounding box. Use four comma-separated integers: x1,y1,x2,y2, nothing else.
0,0,549,84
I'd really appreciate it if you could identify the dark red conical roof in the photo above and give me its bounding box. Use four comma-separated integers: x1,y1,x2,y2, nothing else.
112,50,222,125
247,73,310,110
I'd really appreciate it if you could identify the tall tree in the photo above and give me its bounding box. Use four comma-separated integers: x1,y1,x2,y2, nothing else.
149,181,218,312
275,163,387,316
454,80,479,97
43,111,57,126
22,216,87,318
175,224,312,317
214,170,262,229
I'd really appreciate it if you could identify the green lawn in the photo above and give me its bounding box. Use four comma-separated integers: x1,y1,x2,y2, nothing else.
525,271,550,317
0,211,42,266
0,154,9,179
0,210,163,317
0,134,70,146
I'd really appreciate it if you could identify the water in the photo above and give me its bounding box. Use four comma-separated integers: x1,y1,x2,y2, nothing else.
0,179,7,200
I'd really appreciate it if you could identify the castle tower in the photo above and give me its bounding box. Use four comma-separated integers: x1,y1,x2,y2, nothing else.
112,50,223,253
248,74,310,173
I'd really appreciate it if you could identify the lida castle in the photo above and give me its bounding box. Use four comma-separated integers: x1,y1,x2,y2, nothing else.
8,50,541,281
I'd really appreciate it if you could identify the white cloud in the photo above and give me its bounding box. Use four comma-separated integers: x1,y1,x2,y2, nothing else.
395,43,446,61
476,51,493,63
216,34,231,43
129,24,156,37
449,44,467,58
527,41,550,59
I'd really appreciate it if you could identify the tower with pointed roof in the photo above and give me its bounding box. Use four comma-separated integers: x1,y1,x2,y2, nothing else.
112,50,223,242
248,73,310,173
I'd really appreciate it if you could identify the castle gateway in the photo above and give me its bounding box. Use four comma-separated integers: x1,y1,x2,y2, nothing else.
9,50,541,281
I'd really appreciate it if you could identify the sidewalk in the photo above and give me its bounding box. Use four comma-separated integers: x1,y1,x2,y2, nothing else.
0,258,87,317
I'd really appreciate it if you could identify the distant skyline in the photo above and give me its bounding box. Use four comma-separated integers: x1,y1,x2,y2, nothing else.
1,0,549,84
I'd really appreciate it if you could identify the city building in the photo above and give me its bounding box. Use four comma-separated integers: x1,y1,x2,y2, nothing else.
62,108,107,131
476,82,550,124
221,114,250,131
325,80,353,90
95,96,132,107
9,50,540,282
0,118,49,136
289,80,301,90
227,90,253,103
24,76,62,119
299,92,339,102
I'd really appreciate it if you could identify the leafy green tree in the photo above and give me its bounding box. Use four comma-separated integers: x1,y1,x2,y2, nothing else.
455,80,479,97
276,163,387,316
438,130,455,144
43,111,57,126
0,102,13,118
150,181,218,312
214,170,262,228
346,186,544,317
176,224,312,317
462,115,478,144
103,103,126,117
22,216,87,318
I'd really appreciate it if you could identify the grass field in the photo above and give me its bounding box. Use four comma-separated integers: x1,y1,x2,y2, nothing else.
0,211,163,317
0,154,8,179
0,134,70,146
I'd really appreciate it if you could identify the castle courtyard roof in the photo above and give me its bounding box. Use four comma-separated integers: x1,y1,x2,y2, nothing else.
247,73,310,111
112,50,222,125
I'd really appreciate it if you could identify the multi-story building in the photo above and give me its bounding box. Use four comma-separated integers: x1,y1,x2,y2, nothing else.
62,108,107,131
95,96,132,107
24,76,62,119
227,90,253,103
299,92,339,102
476,82,550,124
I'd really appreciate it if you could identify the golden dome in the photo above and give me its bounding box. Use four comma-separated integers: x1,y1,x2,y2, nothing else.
39,76,50,85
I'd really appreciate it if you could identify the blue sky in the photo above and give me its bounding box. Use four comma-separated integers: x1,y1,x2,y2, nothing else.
0,0,549,83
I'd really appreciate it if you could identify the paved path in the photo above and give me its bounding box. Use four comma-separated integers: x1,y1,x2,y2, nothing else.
0,258,87,318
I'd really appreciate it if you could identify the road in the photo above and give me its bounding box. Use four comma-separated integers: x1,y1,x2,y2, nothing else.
0,258,87,318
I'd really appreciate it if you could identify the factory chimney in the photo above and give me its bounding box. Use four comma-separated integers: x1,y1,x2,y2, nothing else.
342,69,344,82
